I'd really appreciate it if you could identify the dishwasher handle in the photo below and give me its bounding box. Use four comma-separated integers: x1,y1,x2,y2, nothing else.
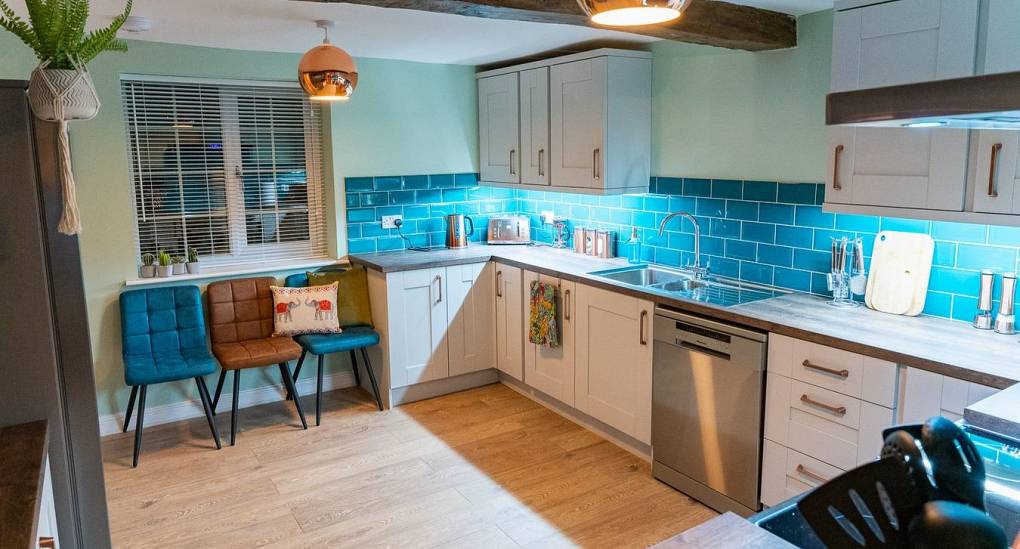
679,340,731,361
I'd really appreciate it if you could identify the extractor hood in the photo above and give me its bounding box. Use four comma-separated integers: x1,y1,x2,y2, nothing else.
826,71,1020,130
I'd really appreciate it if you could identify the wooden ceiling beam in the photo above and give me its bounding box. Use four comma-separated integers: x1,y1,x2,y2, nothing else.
297,0,797,51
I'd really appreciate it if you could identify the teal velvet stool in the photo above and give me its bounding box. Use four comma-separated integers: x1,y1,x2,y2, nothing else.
285,273,383,425
120,285,221,466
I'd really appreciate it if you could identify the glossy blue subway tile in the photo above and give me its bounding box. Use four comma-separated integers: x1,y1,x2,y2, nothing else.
644,230,668,247
456,173,480,187
480,201,504,214
814,184,826,205
599,195,622,207
709,256,740,278
442,188,468,202
590,207,612,223
743,181,778,202
773,267,811,291
647,177,658,194
712,179,743,199
346,224,362,239
376,236,407,251
740,262,774,285
951,295,980,322
402,175,429,190
429,174,456,188
656,177,683,195
656,247,682,266
792,248,830,272
929,267,980,296
455,202,480,215
726,200,759,221
389,190,417,205
988,225,1020,247
700,236,725,256
742,222,776,244
758,244,793,267
696,198,725,217
922,291,953,318
835,213,880,233
490,187,516,199
430,204,455,217
346,194,360,208
957,244,1017,272
466,187,492,201
778,183,817,205
645,195,668,212
709,218,741,239
571,204,592,220
346,177,374,192
632,210,656,229
621,195,644,210
932,221,987,244
347,238,376,253
725,240,757,261
773,224,812,248
812,229,855,251
794,206,835,229
361,192,389,206
810,272,831,295
683,178,712,197
415,189,442,204
932,241,957,267
347,208,375,223
374,176,403,191
668,196,696,214
361,222,391,238
375,206,402,220
880,217,930,233
669,232,695,251
420,218,444,232
759,203,794,225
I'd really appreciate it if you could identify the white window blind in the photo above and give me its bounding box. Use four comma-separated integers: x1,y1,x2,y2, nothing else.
121,75,327,269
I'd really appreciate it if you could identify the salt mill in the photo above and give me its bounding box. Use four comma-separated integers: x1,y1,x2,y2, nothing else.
994,272,1017,335
974,269,995,330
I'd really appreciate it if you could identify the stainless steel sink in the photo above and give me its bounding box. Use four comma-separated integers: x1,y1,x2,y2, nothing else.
591,265,692,287
589,264,787,307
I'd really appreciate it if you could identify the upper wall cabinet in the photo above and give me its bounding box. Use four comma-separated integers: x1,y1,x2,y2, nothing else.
476,49,651,195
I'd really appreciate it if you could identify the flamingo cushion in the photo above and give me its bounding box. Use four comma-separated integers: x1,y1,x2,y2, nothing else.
270,282,342,336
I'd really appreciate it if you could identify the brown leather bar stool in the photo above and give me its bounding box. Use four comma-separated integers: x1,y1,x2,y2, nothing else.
208,277,307,445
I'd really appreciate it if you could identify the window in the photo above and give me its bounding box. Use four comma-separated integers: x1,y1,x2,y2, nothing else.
121,75,327,269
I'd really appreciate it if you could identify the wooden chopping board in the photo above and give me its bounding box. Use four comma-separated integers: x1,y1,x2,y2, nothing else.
865,231,934,316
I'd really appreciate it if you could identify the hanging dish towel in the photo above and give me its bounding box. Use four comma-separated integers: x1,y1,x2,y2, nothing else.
528,281,560,348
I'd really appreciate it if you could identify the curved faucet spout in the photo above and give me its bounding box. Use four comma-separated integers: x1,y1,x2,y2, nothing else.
657,211,705,278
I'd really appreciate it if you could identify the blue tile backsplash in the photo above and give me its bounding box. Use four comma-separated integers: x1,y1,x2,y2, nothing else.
346,174,1020,323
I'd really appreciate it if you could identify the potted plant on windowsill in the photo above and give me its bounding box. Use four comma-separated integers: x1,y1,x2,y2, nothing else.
0,0,133,235
186,247,200,274
171,255,187,275
156,250,172,278
139,253,155,278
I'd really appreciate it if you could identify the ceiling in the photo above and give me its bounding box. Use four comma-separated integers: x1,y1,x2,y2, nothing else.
7,0,832,65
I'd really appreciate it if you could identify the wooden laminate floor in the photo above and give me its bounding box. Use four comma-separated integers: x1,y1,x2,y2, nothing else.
102,383,716,548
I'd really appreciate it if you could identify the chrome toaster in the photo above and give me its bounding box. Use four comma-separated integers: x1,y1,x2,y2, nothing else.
487,215,531,245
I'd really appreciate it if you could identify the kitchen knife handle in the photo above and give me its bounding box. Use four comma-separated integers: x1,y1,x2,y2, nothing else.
989,142,1003,198
800,394,847,416
496,270,503,298
796,464,830,484
832,144,844,191
802,359,849,379
639,310,648,345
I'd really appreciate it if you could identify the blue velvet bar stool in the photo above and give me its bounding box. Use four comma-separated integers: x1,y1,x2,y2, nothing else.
285,272,383,425
120,285,222,467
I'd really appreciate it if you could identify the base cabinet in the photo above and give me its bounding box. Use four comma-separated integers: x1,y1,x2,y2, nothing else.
898,367,999,423
447,262,496,377
386,268,450,388
495,263,524,381
523,270,576,407
574,283,653,444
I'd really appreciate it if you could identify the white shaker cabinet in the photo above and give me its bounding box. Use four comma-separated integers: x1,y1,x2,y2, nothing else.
447,262,496,377
478,72,520,184
522,270,576,407
519,67,550,186
574,283,653,444
979,0,1020,75
386,268,450,388
899,367,999,423
972,131,1020,214
549,57,606,189
495,263,524,381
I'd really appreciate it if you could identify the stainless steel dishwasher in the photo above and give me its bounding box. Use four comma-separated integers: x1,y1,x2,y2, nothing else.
651,306,768,517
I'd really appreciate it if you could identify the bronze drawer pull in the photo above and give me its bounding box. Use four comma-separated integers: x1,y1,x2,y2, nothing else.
796,464,830,484
989,142,1003,198
564,288,571,321
538,148,545,177
800,394,847,416
832,144,844,191
496,270,503,298
802,360,849,379
639,310,648,345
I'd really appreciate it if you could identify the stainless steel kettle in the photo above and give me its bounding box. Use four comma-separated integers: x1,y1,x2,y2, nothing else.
445,214,474,248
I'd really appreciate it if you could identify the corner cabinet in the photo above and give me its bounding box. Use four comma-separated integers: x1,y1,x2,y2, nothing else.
476,49,651,195
574,283,654,444
523,270,576,407
495,262,524,381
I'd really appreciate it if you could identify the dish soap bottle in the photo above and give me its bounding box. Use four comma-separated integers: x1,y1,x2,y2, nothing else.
626,227,642,264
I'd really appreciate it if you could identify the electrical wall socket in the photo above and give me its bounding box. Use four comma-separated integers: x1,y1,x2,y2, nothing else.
381,215,403,229
540,211,556,225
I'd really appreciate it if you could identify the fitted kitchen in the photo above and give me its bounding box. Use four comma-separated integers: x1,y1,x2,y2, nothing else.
4,0,1020,548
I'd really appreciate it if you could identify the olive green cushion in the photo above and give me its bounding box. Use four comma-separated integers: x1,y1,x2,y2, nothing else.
306,268,373,328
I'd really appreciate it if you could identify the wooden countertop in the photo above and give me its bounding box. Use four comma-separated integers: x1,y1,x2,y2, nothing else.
350,245,1020,389
0,420,49,549
651,512,795,548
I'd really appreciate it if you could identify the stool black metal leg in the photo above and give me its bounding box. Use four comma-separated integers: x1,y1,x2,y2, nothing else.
132,385,147,467
230,369,241,446
195,377,222,450
360,348,383,411
316,354,325,426
212,369,227,414
349,350,361,387
279,362,308,430
289,349,307,400
122,385,138,433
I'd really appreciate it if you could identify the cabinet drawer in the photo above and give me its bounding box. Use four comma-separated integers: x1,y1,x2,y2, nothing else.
762,439,844,507
790,379,861,430
769,334,897,407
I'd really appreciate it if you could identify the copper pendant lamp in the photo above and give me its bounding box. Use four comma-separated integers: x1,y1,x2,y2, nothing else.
576,0,692,26
299,20,358,101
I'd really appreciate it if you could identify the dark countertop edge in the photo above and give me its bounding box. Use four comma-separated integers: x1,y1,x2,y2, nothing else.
0,420,48,549
349,253,1019,389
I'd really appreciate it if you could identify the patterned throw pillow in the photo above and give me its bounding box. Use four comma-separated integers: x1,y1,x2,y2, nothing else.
270,282,342,336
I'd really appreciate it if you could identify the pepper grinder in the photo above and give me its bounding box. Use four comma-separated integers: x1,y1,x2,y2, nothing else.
994,272,1017,335
974,269,995,330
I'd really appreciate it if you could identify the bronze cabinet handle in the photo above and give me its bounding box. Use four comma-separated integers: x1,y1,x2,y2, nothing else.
433,275,443,305
496,270,503,298
538,148,545,177
989,142,1003,198
796,464,830,484
800,393,847,416
832,144,844,191
639,310,648,345
802,359,849,379
509,149,516,176
593,148,601,180
564,288,571,321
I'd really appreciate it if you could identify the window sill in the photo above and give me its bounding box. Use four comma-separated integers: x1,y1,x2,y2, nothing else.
124,258,344,287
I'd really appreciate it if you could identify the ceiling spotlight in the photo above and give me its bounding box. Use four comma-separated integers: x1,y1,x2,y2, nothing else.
298,20,358,102
576,0,693,26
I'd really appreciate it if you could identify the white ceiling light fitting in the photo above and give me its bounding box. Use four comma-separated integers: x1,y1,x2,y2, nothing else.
576,0,693,27
122,15,153,33
298,19,358,102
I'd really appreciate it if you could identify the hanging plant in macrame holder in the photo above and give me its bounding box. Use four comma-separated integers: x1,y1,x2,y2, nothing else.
28,58,101,235
1,0,133,236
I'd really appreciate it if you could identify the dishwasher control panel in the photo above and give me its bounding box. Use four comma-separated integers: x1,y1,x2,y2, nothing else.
671,320,733,357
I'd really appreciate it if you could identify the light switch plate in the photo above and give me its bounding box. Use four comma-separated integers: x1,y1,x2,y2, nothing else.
381,215,402,229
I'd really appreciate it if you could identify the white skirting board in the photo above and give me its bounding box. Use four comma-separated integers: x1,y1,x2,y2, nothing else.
98,370,357,437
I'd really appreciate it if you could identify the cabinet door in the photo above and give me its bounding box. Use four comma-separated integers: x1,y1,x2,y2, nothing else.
831,0,979,92
478,73,520,184
574,283,653,443
447,262,496,377
495,263,524,380
825,127,969,211
981,0,1020,75
550,58,606,189
520,67,550,186
972,130,1020,214
522,271,575,406
899,367,1000,423
387,268,449,388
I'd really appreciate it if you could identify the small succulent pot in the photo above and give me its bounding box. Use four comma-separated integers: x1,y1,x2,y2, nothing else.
140,264,156,278
156,265,173,278
186,261,201,274
172,263,187,275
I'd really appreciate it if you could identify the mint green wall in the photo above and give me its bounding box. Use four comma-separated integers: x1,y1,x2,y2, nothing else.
651,9,832,183
0,33,478,416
